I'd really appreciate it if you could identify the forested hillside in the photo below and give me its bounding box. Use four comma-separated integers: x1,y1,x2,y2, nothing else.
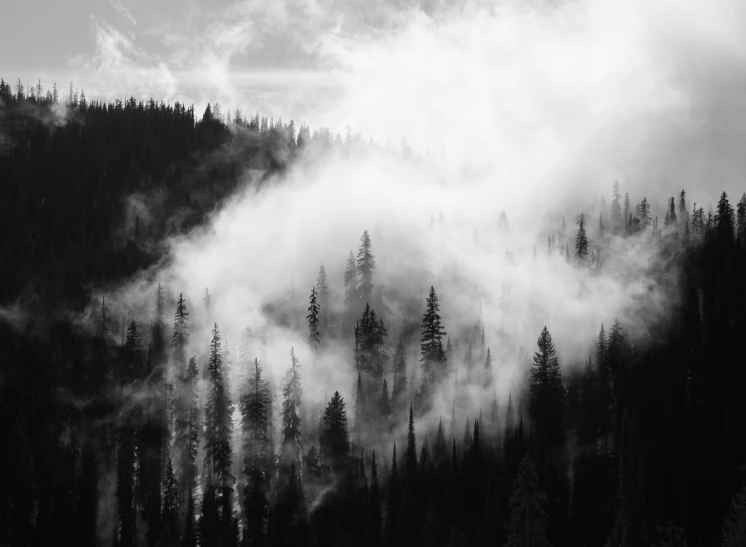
1,78,746,547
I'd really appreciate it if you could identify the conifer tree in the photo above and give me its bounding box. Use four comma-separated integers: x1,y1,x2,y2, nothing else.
576,214,588,260
316,264,331,331
637,198,651,230
736,194,746,247
161,456,180,546
175,356,200,505
484,346,493,387
404,404,418,477
434,418,448,464
420,286,448,388
204,324,234,487
624,193,631,233
281,348,302,458
344,250,358,313
715,192,735,239
307,286,321,350
320,391,349,469
599,213,605,240
391,337,408,411
171,293,189,368
243,467,268,547
612,181,623,232
529,327,565,453
505,455,550,547
356,230,375,303
241,358,271,473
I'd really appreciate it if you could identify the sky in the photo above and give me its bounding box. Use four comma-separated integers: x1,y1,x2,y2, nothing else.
4,0,746,205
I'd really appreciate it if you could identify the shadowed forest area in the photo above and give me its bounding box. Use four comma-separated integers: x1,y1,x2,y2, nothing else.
2,78,746,547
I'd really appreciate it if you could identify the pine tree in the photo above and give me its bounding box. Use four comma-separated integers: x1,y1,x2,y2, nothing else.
529,326,565,454
281,348,303,459
171,293,189,368
599,213,605,240
736,194,746,247
484,346,493,387
715,192,735,240
404,404,418,477
356,230,376,303
391,337,408,411
434,418,447,464
161,456,181,546
321,391,349,469
175,356,200,505
637,198,651,230
612,182,623,233
420,286,448,389
241,358,271,472
307,286,321,351
505,455,550,547
344,250,358,313
316,264,331,331
624,193,631,233
204,324,234,487
576,214,588,260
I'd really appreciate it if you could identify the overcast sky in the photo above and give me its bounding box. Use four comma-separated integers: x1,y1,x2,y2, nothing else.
3,0,746,203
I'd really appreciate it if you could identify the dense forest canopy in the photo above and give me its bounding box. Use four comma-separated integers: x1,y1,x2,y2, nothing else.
2,68,746,547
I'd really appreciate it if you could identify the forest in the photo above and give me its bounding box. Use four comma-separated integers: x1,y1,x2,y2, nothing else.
1,78,746,547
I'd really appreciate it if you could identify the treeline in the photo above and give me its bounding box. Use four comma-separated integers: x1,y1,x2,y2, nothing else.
0,78,355,309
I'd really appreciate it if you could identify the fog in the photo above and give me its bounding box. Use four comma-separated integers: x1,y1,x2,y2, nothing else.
82,0,743,447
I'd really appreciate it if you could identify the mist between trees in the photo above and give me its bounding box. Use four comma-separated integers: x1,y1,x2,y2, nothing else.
2,79,746,547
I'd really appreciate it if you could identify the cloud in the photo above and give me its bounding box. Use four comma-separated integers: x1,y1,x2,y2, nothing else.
111,0,137,26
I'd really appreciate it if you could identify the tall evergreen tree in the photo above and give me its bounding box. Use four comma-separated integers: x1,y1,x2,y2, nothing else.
484,346,493,388
281,348,303,458
505,455,550,547
204,323,234,486
576,214,588,260
241,358,271,473
420,286,448,389
321,391,349,469
612,181,622,233
308,286,321,351
356,230,375,303
404,404,418,477
529,327,564,455
316,264,331,331
391,337,408,411
367,450,382,547
175,356,200,506
116,415,137,547
171,293,189,368
161,456,181,546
